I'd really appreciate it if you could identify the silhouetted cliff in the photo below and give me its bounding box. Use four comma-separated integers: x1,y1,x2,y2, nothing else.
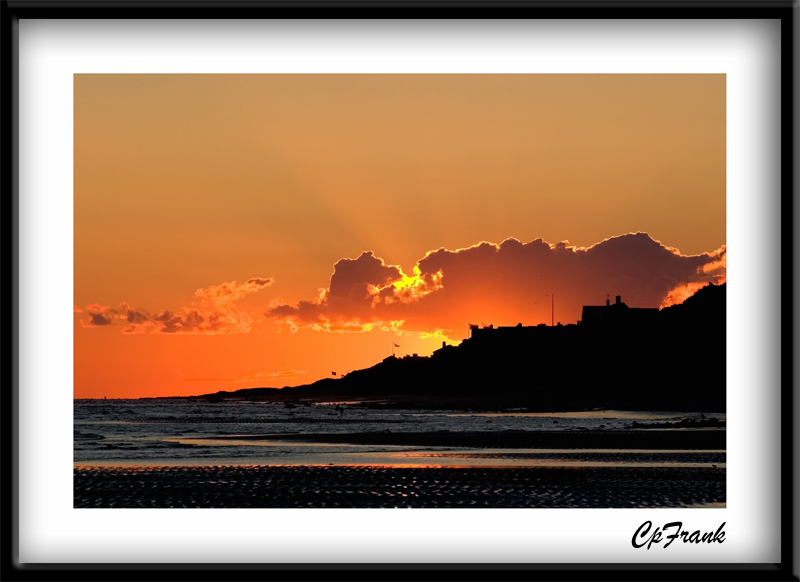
200,283,725,411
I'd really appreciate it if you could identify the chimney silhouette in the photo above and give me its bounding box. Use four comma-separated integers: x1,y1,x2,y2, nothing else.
615,295,621,305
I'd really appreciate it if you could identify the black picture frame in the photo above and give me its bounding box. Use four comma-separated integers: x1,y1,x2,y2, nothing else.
2,1,797,580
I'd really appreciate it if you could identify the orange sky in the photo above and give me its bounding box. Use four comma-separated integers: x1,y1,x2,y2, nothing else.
74,74,725,398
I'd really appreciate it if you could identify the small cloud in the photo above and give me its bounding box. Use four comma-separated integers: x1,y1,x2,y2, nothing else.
80,278,274,335
79,304,113,327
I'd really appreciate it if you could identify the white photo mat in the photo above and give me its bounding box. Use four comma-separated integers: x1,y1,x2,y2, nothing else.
18,18,782,564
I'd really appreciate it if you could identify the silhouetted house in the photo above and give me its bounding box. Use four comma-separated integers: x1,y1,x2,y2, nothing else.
463,320,578,354
580,295,659,328
458,295,658,354
432,341,459,359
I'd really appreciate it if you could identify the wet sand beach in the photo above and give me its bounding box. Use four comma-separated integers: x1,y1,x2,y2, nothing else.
74,464,725,509
74,428,725,508
208,429,725,450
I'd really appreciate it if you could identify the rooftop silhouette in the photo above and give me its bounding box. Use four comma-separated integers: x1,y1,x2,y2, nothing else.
199,283,726,411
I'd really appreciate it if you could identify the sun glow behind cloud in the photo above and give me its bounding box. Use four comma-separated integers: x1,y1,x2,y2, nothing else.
266,232,726,339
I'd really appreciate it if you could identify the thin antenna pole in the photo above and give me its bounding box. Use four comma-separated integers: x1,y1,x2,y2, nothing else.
551,293,554,326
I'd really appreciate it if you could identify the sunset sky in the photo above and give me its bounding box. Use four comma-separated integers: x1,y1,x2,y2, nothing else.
74,74,725,399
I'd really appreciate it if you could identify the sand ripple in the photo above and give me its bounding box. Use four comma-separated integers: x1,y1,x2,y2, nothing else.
74,465,725,509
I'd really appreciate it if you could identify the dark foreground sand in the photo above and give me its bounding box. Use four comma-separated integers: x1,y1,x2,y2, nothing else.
74,465,725,508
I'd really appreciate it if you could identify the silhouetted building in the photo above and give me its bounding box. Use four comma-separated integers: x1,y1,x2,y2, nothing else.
459,295,659,351
580,295,659,328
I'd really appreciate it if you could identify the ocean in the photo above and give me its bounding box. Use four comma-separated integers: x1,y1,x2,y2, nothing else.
74,399,726,469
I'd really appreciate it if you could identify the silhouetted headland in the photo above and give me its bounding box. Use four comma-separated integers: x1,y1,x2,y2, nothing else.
195,283,725,411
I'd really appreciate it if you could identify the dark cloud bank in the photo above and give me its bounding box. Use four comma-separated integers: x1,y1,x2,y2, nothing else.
268,232,726,337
